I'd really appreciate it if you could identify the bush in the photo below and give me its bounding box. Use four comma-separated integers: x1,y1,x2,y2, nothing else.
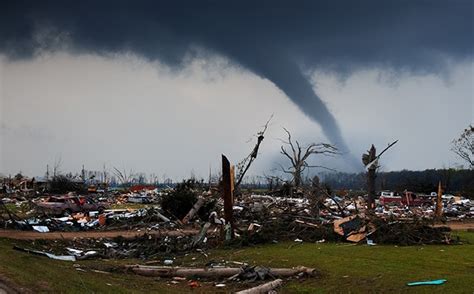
49,175,85,194
160,179,217,221
160,179,200,219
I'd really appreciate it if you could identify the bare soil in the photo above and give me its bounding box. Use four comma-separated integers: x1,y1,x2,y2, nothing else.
434,220,474,231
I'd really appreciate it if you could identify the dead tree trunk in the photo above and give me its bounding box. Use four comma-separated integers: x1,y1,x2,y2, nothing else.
367,145,377,210
279,128,338,189
294,164,303,188
362,140,398,211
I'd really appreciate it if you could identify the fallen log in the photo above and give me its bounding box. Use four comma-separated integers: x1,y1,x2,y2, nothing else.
125,265,315,279
235,279,283,294
181,197,205,224
155,211,170,223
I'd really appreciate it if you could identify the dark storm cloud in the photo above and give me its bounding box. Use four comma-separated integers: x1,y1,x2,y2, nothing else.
1,0,472,169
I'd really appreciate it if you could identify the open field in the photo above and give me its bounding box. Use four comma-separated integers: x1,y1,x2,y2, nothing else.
0,231,473,293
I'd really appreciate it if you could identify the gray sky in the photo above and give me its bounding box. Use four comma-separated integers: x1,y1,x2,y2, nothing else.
0,1,473,179
1,52,472,179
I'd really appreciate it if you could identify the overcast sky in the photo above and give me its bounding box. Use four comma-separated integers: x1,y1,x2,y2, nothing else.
0,1,473,179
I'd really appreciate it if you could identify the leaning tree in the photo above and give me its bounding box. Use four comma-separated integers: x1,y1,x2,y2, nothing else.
451,125,474,169
279,128,338,188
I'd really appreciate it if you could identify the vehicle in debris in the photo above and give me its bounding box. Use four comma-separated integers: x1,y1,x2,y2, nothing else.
379,191,397,197
36,195,109,215
379,191,433,207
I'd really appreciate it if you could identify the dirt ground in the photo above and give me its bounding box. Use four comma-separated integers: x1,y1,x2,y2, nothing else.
434,220,474,231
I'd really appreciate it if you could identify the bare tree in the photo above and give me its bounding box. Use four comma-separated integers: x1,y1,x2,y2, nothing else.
112,167,134,185
102,164,109,184
80,165,86,182
52,156,62,177
279,128,338,188
149,173,159,185
451,125,474,169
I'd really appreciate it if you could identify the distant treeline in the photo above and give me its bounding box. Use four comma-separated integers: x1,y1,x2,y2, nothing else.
321,169,474,197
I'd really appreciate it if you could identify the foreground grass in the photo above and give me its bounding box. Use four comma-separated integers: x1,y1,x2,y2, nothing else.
0,232,473,293
194,231,474,293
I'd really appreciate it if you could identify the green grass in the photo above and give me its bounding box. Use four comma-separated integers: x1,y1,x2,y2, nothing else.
0,239,176,293
0,232,473,293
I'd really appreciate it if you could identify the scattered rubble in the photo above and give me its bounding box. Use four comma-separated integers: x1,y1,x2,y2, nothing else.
2,187,471,245
1,182,472,288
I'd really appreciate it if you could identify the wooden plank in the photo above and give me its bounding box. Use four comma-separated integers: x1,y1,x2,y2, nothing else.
222,155,234,237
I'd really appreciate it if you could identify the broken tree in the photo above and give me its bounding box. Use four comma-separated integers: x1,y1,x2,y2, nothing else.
181,197,205,224
363,145,377,210
362,140,398,210
234,115,273,193
279,128,338,188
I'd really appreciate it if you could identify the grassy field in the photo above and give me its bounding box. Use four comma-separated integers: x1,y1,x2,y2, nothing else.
0,232,473,293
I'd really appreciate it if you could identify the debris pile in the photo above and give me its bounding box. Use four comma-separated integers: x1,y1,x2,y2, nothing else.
2,187,468,247
2,206,178,232
369,218,453,245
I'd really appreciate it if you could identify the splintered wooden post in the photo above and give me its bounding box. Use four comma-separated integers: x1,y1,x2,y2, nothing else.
222,155,234,237
436,181,443,218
